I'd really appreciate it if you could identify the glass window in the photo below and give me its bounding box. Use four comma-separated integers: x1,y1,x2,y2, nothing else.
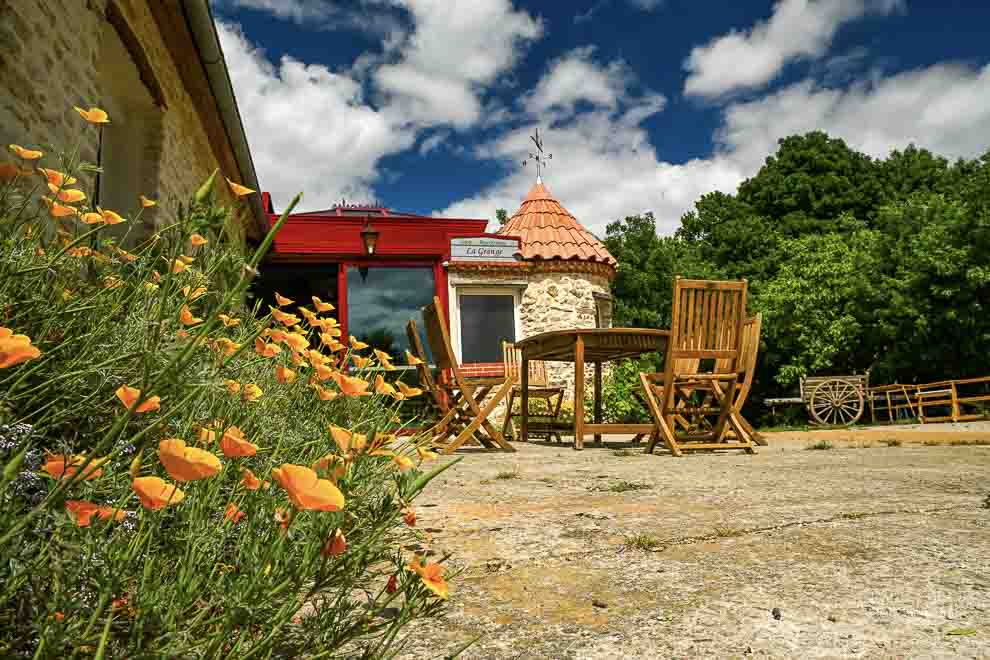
250,263,339,320
346,266,435,360
458,293,516,363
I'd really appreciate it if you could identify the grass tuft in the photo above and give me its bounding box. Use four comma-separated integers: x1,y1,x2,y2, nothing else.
494,467,521,480
806,440,834,450
623,532,662,551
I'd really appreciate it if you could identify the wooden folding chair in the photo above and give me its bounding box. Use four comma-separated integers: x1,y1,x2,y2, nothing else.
406,318,468,445
501,342,565,442
420,297,515,453
715,313,765,445
640,278,756,456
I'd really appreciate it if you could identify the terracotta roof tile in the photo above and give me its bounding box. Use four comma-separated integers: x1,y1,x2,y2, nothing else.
495,181,617,267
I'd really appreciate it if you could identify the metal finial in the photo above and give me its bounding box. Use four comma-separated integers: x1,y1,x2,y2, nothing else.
522,127,552,183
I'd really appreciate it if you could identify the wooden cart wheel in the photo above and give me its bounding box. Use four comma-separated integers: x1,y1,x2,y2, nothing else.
809,378,865,427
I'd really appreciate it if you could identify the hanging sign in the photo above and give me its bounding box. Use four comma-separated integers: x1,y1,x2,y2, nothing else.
450,237,520,263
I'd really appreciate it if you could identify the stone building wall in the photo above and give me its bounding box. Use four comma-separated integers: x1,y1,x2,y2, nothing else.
0,0,236,231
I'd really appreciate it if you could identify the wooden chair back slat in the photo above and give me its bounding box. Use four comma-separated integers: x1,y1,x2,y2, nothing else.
669,278,747,361
406,318,437,393
502,342,549,387
422,297,455,372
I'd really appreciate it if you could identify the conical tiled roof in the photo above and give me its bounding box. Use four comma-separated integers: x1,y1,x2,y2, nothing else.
496,181,616,267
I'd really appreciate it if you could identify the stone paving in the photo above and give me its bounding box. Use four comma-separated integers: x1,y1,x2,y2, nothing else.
399,424,990,659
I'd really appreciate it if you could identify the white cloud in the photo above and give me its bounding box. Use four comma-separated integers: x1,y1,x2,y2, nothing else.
684,0,904,99
374,0,542,128
417,130,449,155
217,21,414,211
524,47,642,119
442,57,990,237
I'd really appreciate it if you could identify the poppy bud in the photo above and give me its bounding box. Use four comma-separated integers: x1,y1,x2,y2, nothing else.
322,528,347,557
194,168,218,203
128,454,142,479
386,574,398,594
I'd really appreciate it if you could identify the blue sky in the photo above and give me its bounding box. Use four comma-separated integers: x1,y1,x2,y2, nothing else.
211,0,990,234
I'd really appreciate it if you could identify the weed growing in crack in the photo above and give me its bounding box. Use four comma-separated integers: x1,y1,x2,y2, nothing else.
623,532,662,551
806,440,834,450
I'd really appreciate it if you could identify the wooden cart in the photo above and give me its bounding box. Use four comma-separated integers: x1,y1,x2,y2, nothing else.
764,374,869,427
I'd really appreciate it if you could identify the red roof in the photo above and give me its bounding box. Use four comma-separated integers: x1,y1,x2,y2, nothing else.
497,181,616,267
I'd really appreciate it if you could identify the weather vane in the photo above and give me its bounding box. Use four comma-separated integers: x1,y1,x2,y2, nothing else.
523,127,552,183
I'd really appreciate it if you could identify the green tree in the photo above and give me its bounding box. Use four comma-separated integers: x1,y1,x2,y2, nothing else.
495,208,509,226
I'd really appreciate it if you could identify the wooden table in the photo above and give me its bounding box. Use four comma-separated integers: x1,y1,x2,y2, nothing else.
515,328,669,449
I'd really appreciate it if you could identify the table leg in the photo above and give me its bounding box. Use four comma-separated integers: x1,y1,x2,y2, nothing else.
574,337,585,450
521,357,529,443
594,361,602,444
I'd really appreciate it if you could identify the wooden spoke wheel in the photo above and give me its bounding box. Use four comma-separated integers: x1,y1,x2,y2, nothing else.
809,378,865,427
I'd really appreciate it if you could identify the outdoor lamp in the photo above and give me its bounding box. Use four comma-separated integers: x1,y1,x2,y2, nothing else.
360,221,380,255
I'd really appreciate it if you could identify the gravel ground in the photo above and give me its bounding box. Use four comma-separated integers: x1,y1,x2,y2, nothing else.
397,423,990,659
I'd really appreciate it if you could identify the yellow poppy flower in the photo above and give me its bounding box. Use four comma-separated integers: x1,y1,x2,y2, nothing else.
181,286,207,301
349,336,369,350
158,438,222,482
139,195,157,208
284,332,309,352
374,349,396,370
312,296,334,313
224,379,241,394
47,184,86,203
132,476,185,510
255,337,282,358
218,313,240,327
274,292,294,306
398,381,423,398
405,350,424,366
313,384,337,401
212,338,240,357
74,106,110,124
270,307,300,327
115,385,161,413
407,556,448,599
9,144,42,160
351,354,370,369
37,168,76,187
171,259,188,274
220,426,258,457
226,177,255,197
241,383,263,402
375,374,400,399
331,371,371,396
392,454,415,471
271,464,345,511
329,425,367,455
179,305,203,326
100,208,125,225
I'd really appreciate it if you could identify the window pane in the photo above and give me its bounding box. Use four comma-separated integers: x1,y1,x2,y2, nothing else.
346,266,435,360
459,294,515,363
251,264,339,322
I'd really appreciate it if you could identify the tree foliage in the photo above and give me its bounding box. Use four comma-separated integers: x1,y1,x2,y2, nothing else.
603,131,990,415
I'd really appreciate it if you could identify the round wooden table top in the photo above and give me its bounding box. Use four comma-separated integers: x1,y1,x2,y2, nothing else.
515,327,669,363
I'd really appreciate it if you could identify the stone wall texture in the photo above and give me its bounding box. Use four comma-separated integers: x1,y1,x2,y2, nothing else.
0,0,236,230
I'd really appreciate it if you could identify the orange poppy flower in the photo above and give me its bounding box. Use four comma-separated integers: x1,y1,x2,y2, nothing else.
132,476,184,510
374,349,396,370
171,259,188,274
226,177,255,197
218,313,240,327
140,195,157,208
255,337,282,358
221,426,258,457
349,336,369,350
270,308,301,327
241,383,263,402
306,349,330,365
313,384,337,401
179,305,203,326
275,365,297,384
66,247,92,257
407,557,448,599
274,508,292,532
115,247,138,262
322,528,347,557
321,334,343,350
283,333,309,352
0,163,30,179
329,425,367,455
158,438,222,482
291,351,306,366
181,286,207,301
190,233,208,247
44,454,107,481
115,385,161,413
393,454,415,471
398,381,423,398
311,296,334,313
403,508,417,527
224,379,241,395
274,292,294,306
37,168,76,187
65,500,126,526
0,327,41,368
405,350,424,366
212,338,240,357
351,355,370,369
99,208,125,225
197,427,217,444
44,198,77,217
47,184,86,203
224,502,246,524
9,144,42,160
331,371,371,397
241,467,262,490
375,374,399,399
314,363,335,381
74,106,109,124
272,464,346,511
